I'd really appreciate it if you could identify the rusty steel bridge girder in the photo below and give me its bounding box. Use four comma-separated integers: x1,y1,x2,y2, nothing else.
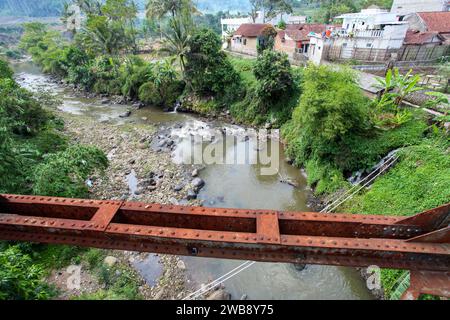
0,194,449,299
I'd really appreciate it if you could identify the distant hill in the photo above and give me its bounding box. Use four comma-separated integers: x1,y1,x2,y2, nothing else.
0,0,254,17
195,0,251,13
0,0,66,17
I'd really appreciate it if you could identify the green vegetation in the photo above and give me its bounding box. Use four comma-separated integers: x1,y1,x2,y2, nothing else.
0,58,108,299
341,136,450,299
231,53,302,126
13,0,449,301
0,245,55,300
185,28,241,105
73,249,142,300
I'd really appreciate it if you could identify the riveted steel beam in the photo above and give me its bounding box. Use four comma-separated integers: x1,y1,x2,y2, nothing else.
0,194,449,298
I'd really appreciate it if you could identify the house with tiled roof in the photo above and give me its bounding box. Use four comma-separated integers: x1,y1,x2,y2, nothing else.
230,23,273,56
307,7,410,64
399,11,450,61
274,24,334,61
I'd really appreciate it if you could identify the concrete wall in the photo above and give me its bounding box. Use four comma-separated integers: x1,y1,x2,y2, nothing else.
274,36,296,58
404,14,427,32
398,44,448,61
230,37,258,56
391,0,448,16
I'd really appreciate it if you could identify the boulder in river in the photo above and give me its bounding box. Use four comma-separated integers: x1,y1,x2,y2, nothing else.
119,110,132,118
173,184,184,192
186,189,197,200
191,178,205,190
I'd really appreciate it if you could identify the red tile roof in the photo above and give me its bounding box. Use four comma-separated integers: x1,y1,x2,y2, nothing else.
279,24,335,41
417,12,450,33
404,30,443,45
234,24,271,37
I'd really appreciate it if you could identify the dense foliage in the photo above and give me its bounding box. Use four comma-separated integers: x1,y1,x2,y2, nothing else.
0,59,108,299
13,0,448,301
185,28,241,105
282,65,429,194
230,53,301,126
0,246,53,300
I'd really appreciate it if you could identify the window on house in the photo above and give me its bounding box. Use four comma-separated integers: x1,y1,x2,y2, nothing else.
243,38,247,45
343,43,348,47
366,43,372,48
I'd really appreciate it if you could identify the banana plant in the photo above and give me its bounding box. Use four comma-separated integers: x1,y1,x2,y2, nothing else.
376,68,422,111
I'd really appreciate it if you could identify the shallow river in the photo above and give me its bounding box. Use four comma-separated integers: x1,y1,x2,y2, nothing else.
13,60,374,300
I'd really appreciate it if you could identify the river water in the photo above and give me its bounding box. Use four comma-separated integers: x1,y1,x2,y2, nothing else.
13,60,374,300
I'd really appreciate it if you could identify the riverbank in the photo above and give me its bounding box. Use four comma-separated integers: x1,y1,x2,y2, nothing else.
9,58,377,300
42,110,199,299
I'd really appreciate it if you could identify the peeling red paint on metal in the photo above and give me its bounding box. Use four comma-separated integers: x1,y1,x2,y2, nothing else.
0,194,449,298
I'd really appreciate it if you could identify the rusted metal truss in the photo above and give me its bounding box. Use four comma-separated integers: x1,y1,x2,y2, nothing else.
0,194,449,299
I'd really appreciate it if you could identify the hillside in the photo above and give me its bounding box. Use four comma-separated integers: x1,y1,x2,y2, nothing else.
0,0,253,17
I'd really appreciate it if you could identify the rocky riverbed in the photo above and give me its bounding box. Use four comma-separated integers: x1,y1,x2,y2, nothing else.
14,60,375,300
50,112,213,299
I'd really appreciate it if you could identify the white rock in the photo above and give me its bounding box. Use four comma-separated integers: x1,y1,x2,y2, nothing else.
177,260,186,270
104,256,118,267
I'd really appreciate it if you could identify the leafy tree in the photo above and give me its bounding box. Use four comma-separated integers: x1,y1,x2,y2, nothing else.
256,25,277,54
250,0,293,22
185,28,241,103
146,0,197,19
283,64,371,185
74,0,138,55
308,0,358,23
19,22,48,52
253,50,293,104
0,59,14,79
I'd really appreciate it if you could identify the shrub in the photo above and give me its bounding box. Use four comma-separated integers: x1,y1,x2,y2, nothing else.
253,50,294,107
120,56,152,100
33,145,108,198
0,78,50,136
0,59,13,79
0,246,54,300
138,60,184,107
230,57,301,126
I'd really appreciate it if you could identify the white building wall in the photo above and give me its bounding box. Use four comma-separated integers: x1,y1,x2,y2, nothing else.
221,17,252,38
309,36,326,65
391,0,449,16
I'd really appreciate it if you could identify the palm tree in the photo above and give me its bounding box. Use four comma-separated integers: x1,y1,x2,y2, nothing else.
160,15,190,74
146,0,197,20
